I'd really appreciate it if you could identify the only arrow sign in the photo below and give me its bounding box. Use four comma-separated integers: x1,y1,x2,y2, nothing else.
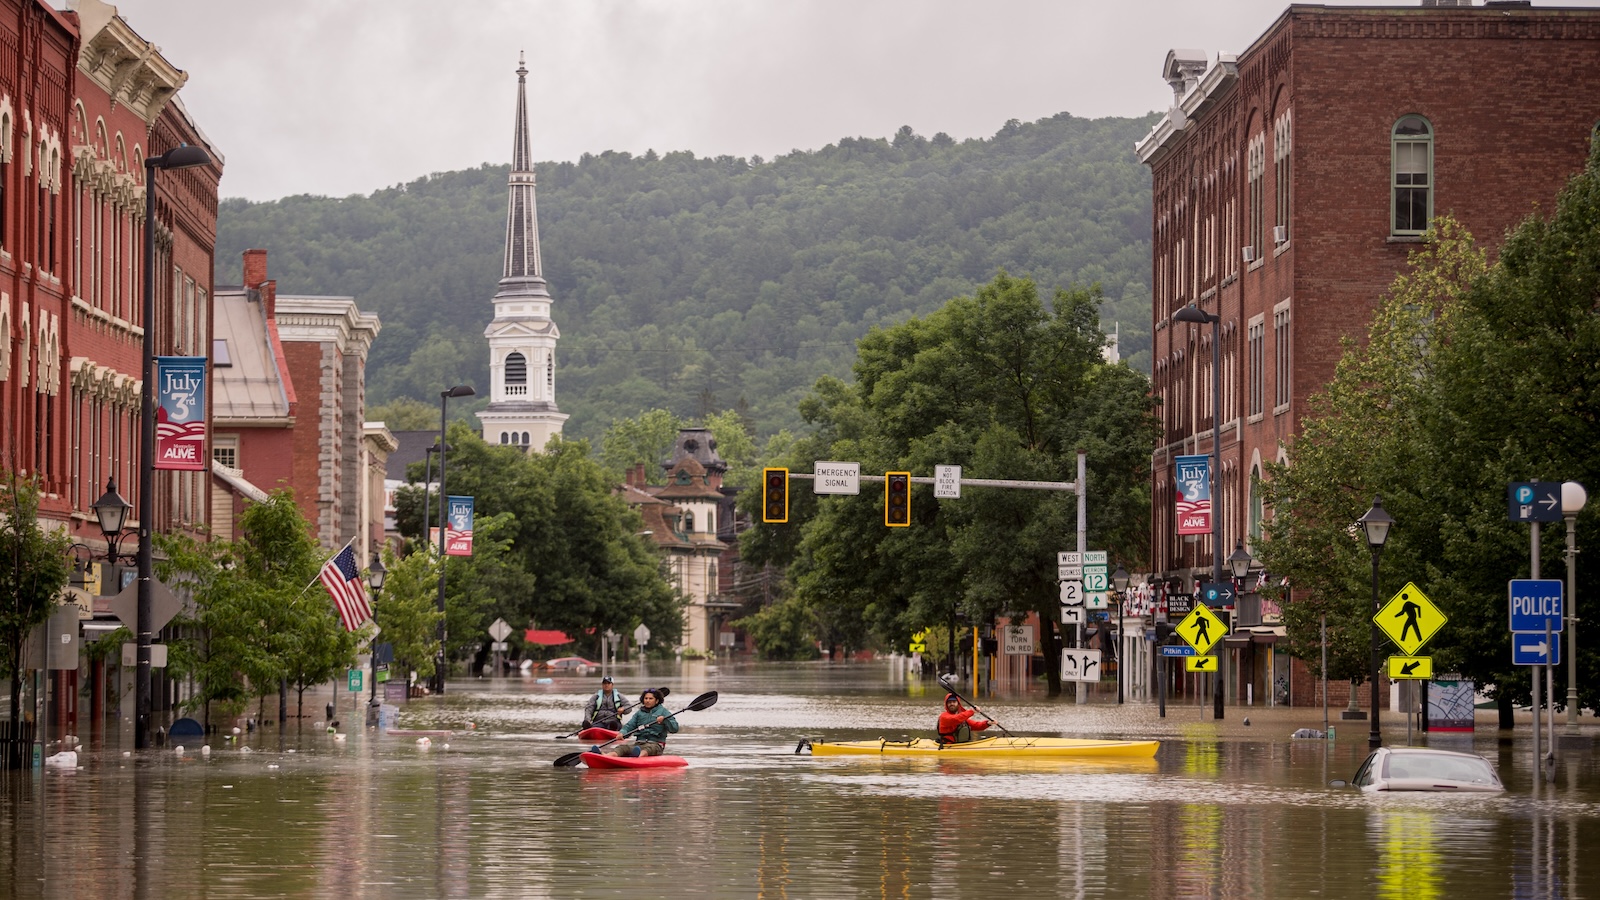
1513,638,1561,666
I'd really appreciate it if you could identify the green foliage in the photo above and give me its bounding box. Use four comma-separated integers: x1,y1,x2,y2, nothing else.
367,397,440,431
750,272,1158,692
600,409,683,483
158,491,360,720
732,595,820,661
1263,140,1600,711
1,470,72,725
216,114,1158,445
425,425,685,652
372,545,444,681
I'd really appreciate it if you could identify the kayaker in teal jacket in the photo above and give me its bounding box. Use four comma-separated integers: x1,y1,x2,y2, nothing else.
598,688,679,757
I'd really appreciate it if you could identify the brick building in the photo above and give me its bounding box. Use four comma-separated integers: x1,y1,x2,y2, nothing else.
0,0,219,557
1138,2,1600,708
212,249,384,554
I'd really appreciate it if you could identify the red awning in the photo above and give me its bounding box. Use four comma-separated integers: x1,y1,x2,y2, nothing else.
525,629,573,646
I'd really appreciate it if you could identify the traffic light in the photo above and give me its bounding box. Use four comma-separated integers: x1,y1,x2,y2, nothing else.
762,467,789,523
885,471,911,527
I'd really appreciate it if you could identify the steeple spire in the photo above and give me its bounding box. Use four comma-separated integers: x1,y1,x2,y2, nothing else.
477,53,567,452
503,50,543,282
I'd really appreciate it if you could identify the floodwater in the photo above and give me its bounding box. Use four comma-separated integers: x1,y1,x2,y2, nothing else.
4,660,1599,899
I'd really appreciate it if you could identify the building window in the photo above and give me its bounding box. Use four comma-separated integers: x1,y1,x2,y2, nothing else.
1247,315,1265,418
213,339,232,367
1249,464,1264,542
212,439,238,470
522,431,530,445
1392,115,1433,235
1274,110,1291,244
1247,131,1266,262
1273,301,1291,411
504,351,526,384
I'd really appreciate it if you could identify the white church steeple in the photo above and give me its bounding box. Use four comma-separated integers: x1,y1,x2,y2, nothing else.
477,52,567,451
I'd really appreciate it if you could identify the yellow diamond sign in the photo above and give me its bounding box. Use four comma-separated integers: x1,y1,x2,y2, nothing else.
1177,605,1228,656
1374,582,1446,656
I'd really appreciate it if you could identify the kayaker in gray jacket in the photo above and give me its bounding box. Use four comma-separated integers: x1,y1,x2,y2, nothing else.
599,688,679,757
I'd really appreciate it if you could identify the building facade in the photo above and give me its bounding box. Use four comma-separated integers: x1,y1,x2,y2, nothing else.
478,53,566,451
1140,2,1600,707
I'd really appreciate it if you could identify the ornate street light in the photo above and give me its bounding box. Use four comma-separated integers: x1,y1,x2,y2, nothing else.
1358,495,1394,748
1113,563,1130,705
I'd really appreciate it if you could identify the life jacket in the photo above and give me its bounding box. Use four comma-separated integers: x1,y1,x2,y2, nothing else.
588,690,624,727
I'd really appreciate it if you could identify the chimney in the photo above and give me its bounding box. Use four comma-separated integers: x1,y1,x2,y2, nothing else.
242,248,268,288
629,462,647,489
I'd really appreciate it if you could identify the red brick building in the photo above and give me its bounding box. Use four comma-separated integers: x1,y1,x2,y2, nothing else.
0,0,219,553
1139,2,1600,707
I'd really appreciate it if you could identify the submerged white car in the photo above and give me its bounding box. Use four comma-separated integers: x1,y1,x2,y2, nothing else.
1346,747,1505,793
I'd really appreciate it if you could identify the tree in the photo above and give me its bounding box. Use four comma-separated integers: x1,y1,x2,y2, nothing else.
1262,137,1600,724
755,272,1159,694
0,470,71,742
371,545,444,686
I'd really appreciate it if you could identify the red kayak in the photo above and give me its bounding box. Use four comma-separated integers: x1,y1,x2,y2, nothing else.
577,727,619,741
579,751,688,769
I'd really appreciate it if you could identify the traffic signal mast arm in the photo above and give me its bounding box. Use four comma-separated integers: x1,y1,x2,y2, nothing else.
786,473,1078,492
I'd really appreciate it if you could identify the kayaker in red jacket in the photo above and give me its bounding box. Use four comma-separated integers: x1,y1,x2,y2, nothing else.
937,693,991,744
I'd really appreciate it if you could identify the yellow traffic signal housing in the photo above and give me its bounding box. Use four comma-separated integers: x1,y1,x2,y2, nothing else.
762,467,789,523
885,471,911,526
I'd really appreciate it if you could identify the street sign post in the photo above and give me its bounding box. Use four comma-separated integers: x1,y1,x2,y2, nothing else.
934,465,961,499
1374,582,1446,656
1060,648,1101,682
1387,656,1433,680
1509,579,1564,633
1508,481,1563,523
1060,606,1084,626
1159,645,1196,657
1059,580,1083,605
1176,606,1227,656
1199,582,1236,608
1514,636,1561,666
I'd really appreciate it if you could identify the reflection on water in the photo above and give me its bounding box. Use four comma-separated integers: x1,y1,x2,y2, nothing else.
4,660,1600,898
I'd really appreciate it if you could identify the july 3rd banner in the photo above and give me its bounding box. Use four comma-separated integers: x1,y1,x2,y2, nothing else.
155,356,208,471
1175,454,1211,535
446,495,474,556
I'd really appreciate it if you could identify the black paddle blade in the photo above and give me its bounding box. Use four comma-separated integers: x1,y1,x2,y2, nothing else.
553,751,586,767
683,690,718,712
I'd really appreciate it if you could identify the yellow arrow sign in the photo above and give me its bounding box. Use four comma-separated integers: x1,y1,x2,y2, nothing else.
1177,605,1228,656
1388,656,1433,680
1185,654,1219,673
1374,582,1446,656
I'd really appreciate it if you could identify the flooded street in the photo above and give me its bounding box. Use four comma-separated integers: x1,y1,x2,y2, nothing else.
5,660,1600,898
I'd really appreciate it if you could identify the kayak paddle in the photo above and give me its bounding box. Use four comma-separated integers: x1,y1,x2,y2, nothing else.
553,690,717,766
938,674,1014,738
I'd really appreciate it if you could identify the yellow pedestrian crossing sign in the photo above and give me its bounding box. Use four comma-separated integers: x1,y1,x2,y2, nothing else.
1177,605,1228,656
1374,582,1446,656
1387,656,1433,680
1185,654,1219,673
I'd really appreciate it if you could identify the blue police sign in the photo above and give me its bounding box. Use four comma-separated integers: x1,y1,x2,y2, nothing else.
1513,634,1561,666
1508,482,1563,523
1509,579,1564,633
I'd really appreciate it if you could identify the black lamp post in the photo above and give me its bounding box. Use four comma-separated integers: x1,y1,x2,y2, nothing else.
1113,563,1130,704
368,552,386,705
1358,495,1394,748
1173,302,1225,720
433,384,475,695
137,143,212,750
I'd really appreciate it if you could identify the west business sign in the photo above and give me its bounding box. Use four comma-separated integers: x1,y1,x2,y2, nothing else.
1174,454,1211,535
155,356,207,471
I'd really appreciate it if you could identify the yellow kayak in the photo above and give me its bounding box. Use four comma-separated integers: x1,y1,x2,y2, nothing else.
804,736,1159,759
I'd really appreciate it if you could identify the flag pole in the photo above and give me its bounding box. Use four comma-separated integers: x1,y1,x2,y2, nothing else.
299,534,361,597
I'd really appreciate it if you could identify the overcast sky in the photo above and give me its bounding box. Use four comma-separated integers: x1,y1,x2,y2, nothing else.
106,0,1600,203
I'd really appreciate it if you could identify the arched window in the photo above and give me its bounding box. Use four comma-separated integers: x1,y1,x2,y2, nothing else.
522,431,530,445
504,351,527,384
510,432,520,445
1391,115,1433,235
1248,464,1265,542
500,432,509,444
684,511,695,534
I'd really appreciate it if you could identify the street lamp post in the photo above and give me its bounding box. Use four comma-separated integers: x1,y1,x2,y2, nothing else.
1227,542,1253,703
433,384,475,695
138,143,212,750
1563,482,1587,731
1358,495,1394,749
1113,564,1130,704
368,552,386,709
1173,302,1225,720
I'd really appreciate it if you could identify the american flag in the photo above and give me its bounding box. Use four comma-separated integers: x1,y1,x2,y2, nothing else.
320,545,373,632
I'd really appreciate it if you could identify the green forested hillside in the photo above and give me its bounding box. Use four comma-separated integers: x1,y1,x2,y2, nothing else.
216,112,1158,444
